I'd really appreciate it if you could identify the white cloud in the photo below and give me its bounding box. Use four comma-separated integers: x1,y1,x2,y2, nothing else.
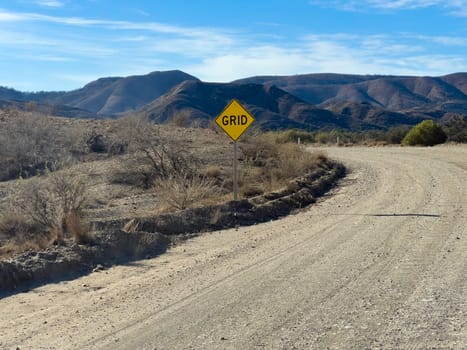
311,0,467,13
0,10,25,21
411,34,467,46
366,0,444,9
36,0,64,7
188,33,467,82
188,47,311,82
0,8,229,38
1,7,466,90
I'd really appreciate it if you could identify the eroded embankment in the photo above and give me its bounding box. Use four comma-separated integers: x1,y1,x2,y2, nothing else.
0,159,344,294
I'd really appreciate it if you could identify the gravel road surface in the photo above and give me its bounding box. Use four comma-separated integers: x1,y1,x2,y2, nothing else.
1,145,466,350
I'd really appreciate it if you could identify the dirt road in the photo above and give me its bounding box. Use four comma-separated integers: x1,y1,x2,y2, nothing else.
1,146,466,350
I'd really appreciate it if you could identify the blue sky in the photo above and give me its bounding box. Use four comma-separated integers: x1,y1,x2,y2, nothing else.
1,0,467,91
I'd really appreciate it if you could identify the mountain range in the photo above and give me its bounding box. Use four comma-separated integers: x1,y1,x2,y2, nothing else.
1,70,466,131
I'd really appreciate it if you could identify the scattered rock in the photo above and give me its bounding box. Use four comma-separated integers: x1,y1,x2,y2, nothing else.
93,264,105,273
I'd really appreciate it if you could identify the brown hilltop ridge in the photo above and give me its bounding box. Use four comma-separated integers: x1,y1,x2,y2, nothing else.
234,72,467,108
1,71,466,130
135,80,349,130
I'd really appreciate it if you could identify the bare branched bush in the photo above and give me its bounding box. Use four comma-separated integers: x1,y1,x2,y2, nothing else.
50,173,87,214
0,109,87,180
113,115,198,186
12,172,91,245
16,180,62,236
168,110,192,127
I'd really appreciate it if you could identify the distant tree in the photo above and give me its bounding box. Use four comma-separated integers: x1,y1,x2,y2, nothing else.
385,126,411,144
402,120,447,146
443,115,467,143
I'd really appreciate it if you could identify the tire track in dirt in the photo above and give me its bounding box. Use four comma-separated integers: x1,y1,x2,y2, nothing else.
0,145,465,350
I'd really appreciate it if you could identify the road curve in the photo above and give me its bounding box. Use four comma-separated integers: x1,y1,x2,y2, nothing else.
0,146,466,350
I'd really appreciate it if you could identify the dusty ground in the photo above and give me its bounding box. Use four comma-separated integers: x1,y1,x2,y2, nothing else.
0,145,466,350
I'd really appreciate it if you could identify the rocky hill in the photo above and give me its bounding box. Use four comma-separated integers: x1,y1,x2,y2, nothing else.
0,70,199,116
1,71,466,130
136,80,349,130
234,73,467,113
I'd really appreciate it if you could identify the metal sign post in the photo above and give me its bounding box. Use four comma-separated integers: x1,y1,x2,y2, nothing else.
215,99,255,201
233,141,238,201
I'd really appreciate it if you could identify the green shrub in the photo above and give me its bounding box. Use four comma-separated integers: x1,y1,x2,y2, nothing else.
402,120,447,146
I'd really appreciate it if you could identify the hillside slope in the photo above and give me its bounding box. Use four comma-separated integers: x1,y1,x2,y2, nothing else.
137,80,435,130
137,80,349,130
0,70,199,116
1,71,466,130
234,73,467,113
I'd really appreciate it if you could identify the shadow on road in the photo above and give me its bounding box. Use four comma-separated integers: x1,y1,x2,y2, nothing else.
330,213,441,218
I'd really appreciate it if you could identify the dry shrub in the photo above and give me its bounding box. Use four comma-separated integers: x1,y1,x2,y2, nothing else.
202,165,223,179
240,133,327,194
241,184,264,198
0,109,87,180
12,172,91,246
155,173,219,211
0,213,53,259
0,213,37,239
240,132,279,167
64,210,93,244
50,173,87,214
122,218,142,233
0,237,52,260
16,180,62,236
273,143,325,181
113,115,199,187
168,110,192,127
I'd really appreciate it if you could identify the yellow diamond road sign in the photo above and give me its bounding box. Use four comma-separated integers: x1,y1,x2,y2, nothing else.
215,99,255,141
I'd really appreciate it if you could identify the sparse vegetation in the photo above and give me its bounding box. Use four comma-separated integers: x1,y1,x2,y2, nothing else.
0,109,86,181
2,105,464,265
268,128,404,146
155,173,219,211
240,132,328,195
266,121,467,146
112,115,198,187
0,171,91,258
443,115,467,143
0,110,335,260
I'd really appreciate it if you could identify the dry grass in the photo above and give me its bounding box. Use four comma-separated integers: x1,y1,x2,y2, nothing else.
64,210,94,244
0,111,330,260
155,173,220,211
0,213,54,259
202,165,223,179
239,133,327,196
